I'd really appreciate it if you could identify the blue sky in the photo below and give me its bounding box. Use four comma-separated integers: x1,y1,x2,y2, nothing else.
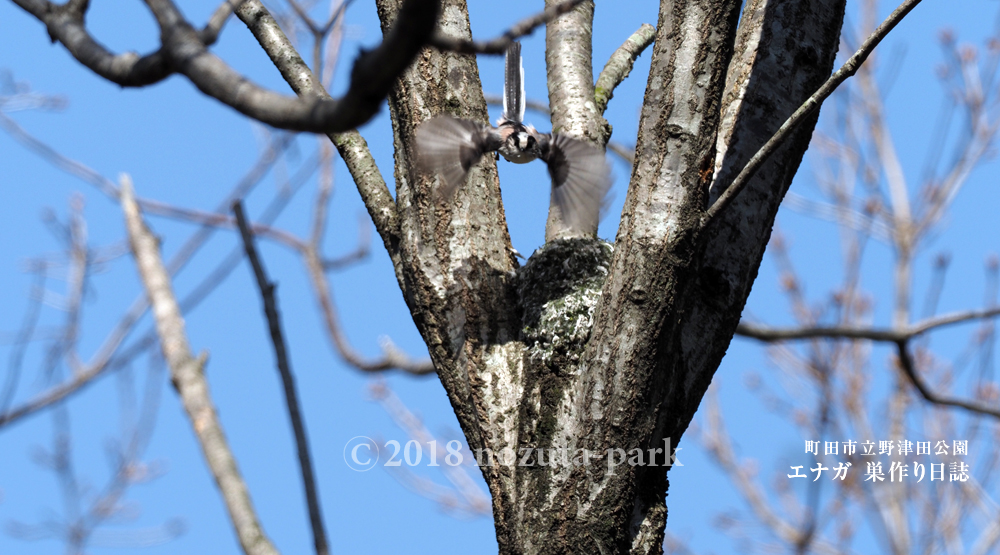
1,0,998,554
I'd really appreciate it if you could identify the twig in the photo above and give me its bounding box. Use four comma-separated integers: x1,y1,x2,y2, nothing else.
233,202,329,555
736,306,1000,343
0,145,314,431
429,0,586,54
234,0,402,272
895,340,1000,419
703,0,924,227
120,174,279,555
0,111,119,198
322,214,372,271
139,198,306,251
200,0,247,45
594,24,656,115
736,306,1000,419
303,249,435,374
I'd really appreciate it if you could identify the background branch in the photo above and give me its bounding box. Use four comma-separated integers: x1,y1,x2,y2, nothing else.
233,202,329,555
120,174,279,555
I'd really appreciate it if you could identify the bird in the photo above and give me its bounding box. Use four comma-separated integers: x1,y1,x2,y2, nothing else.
414,41,611,235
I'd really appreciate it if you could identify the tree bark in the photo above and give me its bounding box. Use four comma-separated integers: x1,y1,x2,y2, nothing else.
371,0,846,553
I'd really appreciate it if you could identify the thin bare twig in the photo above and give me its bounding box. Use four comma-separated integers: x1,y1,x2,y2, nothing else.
736,306,1000,343
703,0,924,226
120,174,279,555
303,249,435,374
234,202,328,555
429,0,586,54
895,340,1000,419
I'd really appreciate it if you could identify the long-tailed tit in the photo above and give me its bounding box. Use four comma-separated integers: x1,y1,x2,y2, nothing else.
415,41,611,234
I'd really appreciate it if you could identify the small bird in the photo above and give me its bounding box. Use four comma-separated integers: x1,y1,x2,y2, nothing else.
415,41,611,234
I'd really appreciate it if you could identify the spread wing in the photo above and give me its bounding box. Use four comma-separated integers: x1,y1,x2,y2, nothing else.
415,116,501,199
541,134,612,234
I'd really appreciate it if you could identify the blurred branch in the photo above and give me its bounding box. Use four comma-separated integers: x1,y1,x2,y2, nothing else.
200,0,246,45
0,110,119,198
120,174,280,555
369,381,491,516
594,23,656,115
233,202,328,555
235,1,402,269
699,388,855,555
429,0,586,54
12,0,439,132
894,340,1000,419
737,306,1000,343
303,248,435,374
737,305,1000,419
704,0,924,226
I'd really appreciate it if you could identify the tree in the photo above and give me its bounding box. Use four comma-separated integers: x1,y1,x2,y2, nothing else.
3,0,995,553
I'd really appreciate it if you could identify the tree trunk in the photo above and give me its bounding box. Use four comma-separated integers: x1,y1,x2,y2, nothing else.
372,0,846,553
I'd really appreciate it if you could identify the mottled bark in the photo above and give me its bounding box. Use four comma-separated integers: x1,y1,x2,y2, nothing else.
543,0,607,241
374,0,847,553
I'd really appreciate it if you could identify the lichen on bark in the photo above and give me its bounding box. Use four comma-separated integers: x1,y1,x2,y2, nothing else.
517,238,614,368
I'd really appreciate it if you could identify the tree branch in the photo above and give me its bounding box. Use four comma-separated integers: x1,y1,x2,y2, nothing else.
13,0,440,132
235,0,402,269
544,0,602,240
894,340,1000,419
302,247,435,375
736,306,1000,343
736,306,1000,419
703,0,923,227
428,0,585,54
200,0,246,45
233,202,329,555
120,174,279,555
594,23,656,115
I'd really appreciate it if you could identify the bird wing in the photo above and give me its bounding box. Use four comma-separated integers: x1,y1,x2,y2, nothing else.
415,116,501,199
503,41,525,123
541,134,613,234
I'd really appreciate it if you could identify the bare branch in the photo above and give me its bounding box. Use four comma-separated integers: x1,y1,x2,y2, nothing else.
233,202,328,555
120,174,279,555
200,0,246,45
429,0,586,54
736,306,1000,343
703,0,924,227
322,214,371,271
10,0,173,87
303,248,435,374
13,0,440,132
0,110,119,198
544,0,602,240
235,1,401,265
139,198,306,252
895,340,1000,419
594,23,656,115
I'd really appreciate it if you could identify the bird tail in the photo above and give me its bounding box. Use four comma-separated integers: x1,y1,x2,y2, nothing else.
503,41,525,123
